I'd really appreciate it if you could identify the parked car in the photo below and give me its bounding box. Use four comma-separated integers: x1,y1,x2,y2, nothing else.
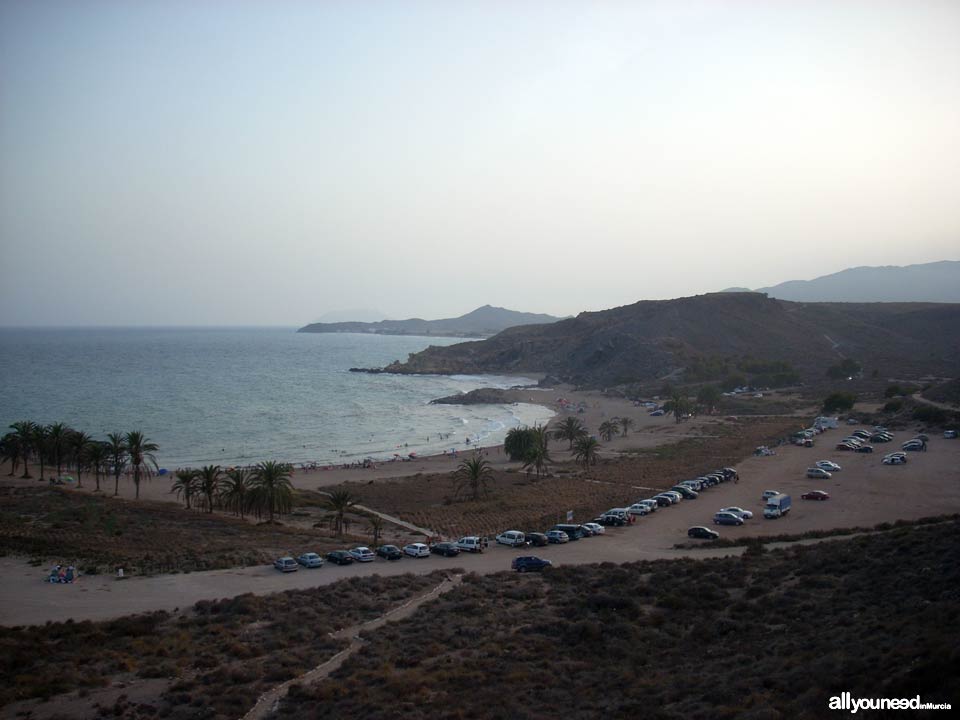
545,529,570,544
802,490,830,501
348,546,376,562
496,530,527,547
376,544,403,560
627,503,651,517
512,556,552,572
456,536,485,553
582,522,605,535
524,532,549,547
835,442,856,451
882,454,908,465
650,409,665,416
402,543,430,558
274,556,298,573
945,430,958,439
870,433,892,443
719,506,753,519
651,495,673,508
671,485,699,499
854,445,874,454
720,467,739,481
663,491,683,503
326,550,354,566
430,542,461,557
761,490,782,502
552,524,586,540
902,440,924,451
852,430,871,439
816,461,842,472
713,512,744,526
636,499,658,513
688,526,720,540
807,467,832,479
296,552,324,568
594,514,626,526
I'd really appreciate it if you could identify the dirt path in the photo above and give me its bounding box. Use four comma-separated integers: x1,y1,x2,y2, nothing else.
241,574,463,720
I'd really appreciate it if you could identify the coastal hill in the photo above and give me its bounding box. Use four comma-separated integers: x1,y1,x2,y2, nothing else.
723,260,960,302
297,305,564,338
364,292,960,387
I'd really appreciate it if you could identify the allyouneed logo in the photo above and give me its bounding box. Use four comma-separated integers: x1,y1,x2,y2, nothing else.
829,692,952,713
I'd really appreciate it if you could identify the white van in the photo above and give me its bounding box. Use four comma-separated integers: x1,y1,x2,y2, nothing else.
457,536,485,553
496,530,526,547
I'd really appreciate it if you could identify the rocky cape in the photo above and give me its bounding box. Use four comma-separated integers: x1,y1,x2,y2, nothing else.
298,305,564,338
351,292,960,388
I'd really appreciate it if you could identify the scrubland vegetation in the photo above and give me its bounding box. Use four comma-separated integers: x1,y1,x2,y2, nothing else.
0,572,447,718
275,521,960,720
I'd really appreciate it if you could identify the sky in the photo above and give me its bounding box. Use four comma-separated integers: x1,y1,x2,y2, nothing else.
1,0,958,326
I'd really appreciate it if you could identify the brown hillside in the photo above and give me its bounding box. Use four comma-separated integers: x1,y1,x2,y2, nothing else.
375,293,960,386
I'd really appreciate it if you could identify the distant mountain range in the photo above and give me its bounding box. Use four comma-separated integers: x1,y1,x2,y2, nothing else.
297,305,565,338
723,261,960,302
363,292,960,387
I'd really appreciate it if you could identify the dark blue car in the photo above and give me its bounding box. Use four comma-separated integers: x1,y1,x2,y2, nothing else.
512,556,552,572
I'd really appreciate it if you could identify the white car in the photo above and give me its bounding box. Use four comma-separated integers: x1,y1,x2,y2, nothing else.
296,552,324,568
627,503,651,517
761,490,781,502
815,461,841,472
581,522,605,535
637,499,658,513
402,543,430,558
348,546,375,562
496,530,527,547
273,556,298,573
719,506,753,520
654,493,678,505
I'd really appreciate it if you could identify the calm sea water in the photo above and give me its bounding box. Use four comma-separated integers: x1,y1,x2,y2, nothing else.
0,328,553,468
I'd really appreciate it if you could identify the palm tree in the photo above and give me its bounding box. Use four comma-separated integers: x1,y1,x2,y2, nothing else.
323,489,357,537
106,432,128,497
552,416,587,450
0,433,18,477
125,430,159,500
522,424,552,479
573,436,600,468
368,514,384,545
196,464,222,513
669,392,691,424
249,460,294,522
220,467,252,518
171,468,199,510
598,420,619,442
452,453,494,501
8,421,37,478
83,441,110,493
68,430,93,488
618,416,634,437
47,422,71,480
31,424,49,481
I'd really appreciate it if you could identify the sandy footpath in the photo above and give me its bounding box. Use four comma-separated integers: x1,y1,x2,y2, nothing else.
3,427,957,627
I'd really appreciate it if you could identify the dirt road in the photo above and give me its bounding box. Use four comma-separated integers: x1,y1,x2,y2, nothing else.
2,426,957,628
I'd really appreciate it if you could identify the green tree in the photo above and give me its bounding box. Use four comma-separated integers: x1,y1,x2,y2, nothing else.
618,416,634,437
552,416,587,450
196,464,222,513
452,453,494,501
250,460,294,522
106,432,128,497
82,440,110,493
220,467,252,518
125,430,159,500
573,436,600,468
504,427,535,462
323,489,357,537
667,392,693,423
522,424,552,479
696,385,722,414
598,420,619,442
47,422,71,480
30,424,49,481
368,514,385,545
171,468,199,510
68,430,93,488
822,392,857,413
8,421,37,479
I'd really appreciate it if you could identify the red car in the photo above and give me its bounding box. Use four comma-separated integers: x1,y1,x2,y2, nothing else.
801,490,830,501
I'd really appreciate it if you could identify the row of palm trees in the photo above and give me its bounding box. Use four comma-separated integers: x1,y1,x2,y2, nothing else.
169,461,294,522
501,414,636,476
2,421,158,499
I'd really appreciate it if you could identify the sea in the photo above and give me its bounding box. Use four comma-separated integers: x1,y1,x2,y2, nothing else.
0,327,554,469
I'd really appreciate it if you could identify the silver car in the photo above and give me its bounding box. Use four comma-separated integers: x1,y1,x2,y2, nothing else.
296,552,324,568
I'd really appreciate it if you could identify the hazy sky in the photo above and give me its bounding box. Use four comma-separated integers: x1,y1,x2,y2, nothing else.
2,0,958,326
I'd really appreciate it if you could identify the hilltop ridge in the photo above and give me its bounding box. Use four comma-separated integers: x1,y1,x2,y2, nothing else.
298,305,564,338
